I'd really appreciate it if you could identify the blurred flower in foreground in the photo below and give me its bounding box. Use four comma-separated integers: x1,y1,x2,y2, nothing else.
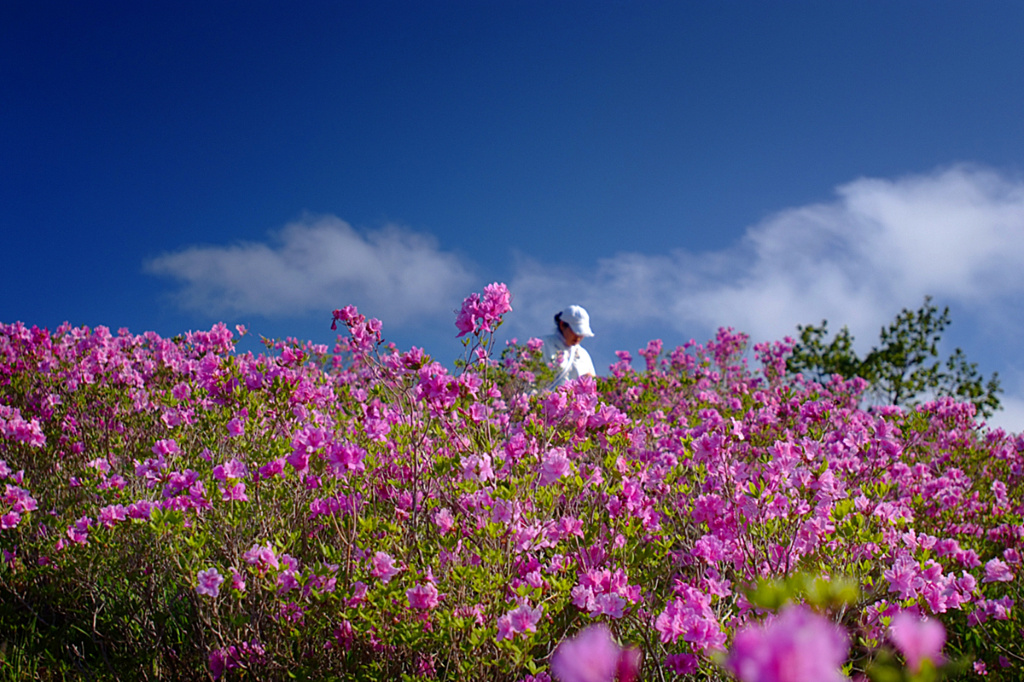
725,604,849,682
889,611,946,673
551,624,640,682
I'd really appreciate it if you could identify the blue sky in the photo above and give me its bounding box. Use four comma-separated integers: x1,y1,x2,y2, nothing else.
4,2,1024,429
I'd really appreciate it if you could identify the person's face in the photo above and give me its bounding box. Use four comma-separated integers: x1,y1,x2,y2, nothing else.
560,320,583,346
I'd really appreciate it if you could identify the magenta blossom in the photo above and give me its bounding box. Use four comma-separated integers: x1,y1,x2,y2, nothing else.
433,506,454,534
4,485,37,514
220,482,248,502
226,417,245,437
229,568,246,593
197,568,224,597
725,604,849,682
243,542,280,572
539,448,572,486
889,611,946,672
983,558,1014,583
496,604,543,641
371,551,401,583
653,585,725,651
406,583,440,609
151,438,180,457
212,458,248,482
327,442,366,474
97,504,127,528
551,624,640,682
66,515,91,545
455,282,512,337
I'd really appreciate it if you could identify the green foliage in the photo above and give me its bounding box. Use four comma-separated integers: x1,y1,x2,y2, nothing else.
866,648,968,682
492,339,556,398
745,572,861,612
787,297,1002,418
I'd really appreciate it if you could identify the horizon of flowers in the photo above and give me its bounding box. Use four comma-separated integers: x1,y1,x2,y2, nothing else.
0,282,1019,680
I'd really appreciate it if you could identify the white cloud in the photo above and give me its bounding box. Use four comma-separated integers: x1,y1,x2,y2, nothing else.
146,215,475,324
983,393,1024,434
508,164,1024,349
144,167,1024,430
504,164,1024,431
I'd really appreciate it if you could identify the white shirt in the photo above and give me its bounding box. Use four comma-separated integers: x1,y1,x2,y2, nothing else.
540,333,596,389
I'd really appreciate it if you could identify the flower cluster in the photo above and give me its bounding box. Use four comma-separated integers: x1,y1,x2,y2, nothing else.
455,282,512,337
0,286,1020,679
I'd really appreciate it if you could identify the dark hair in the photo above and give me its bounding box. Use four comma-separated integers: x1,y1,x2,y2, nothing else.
554,312,563,332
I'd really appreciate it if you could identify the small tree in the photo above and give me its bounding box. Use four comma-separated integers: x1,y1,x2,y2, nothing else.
787,297,1002,418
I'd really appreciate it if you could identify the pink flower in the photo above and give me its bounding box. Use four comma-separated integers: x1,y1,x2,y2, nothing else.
209,648,236,679
592,593,626,619
692,534,728,563
331,305,359,330
243,542,280,572
257,458,285,480
539,448,572,485
4,485,37,513
551,624,639,682
889,612,946,672
884,555,924,599
616,647,642,682
654,585,725,651
327,442,365,474
433,507,454,534
664,654,698,676
454,283,512,337
455,301,478,337
152,439,181,457
127,500,154,520
220,482,248,502
490,498,518,525
285,450,310,475
226,417,245,437
639,338,663,372
406,583,440,609
348,581,368,607
87,457,111,474
983,558,1014,583
197,568,224,597
98,504,127,528
213,458,247,481
496,604,543,641
725,605,849,682
66,516,91,545
371,551,401,584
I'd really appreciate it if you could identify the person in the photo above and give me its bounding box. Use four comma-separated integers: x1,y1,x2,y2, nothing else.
540,305,596,389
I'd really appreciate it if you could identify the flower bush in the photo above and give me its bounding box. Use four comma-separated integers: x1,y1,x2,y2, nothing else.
0,282,1020,680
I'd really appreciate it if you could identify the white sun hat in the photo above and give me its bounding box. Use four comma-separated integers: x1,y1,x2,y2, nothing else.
560,305,594,337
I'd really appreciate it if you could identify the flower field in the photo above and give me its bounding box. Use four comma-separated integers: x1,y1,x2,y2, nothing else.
0,284,1020,680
